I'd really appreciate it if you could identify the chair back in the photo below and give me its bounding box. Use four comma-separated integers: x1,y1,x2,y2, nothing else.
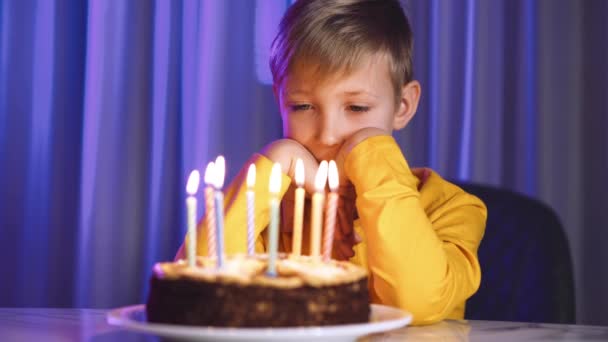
455,182,575,324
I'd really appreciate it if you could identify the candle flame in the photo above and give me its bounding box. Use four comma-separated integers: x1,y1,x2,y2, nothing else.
204,161,215,185
314,160,328,192
213,155,226,189
269,163,282,194
186,169,201,195
295,158,304,187
328,160,339,191
247,164,256,188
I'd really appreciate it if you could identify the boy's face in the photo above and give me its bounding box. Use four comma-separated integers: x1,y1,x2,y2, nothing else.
277,54,404,162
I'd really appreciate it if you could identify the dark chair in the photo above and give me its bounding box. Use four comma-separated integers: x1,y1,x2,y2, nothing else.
454,182,575,324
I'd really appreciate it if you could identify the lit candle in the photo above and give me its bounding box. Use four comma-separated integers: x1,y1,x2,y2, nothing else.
267,162,282,276
323,160,339,261
186,170,201,267
204,162,217,259
246,164,256,256
310,160,328,258
213,156,226,268
291,158,305,256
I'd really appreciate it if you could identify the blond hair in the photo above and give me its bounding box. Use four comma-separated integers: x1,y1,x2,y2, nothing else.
269,0,413,101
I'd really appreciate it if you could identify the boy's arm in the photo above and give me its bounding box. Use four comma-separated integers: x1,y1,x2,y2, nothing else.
344,134,486,325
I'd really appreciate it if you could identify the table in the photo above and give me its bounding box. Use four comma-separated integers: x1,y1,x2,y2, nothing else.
1,308,607,341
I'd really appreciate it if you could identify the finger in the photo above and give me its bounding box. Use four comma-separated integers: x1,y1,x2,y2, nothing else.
280,199,295,233
334,242,348,261
333,246,343,261
333,222,344,240
338,209,353,237
354,230,362,243
281,186,296,210
338,182,356,200
338,241,355,259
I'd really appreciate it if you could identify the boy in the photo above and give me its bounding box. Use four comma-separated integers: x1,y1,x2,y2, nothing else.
176,0,486,325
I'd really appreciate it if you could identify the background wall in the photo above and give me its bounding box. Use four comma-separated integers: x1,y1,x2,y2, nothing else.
0,0,606,325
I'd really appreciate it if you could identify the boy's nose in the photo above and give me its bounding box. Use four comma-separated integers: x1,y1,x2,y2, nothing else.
317,114,341,147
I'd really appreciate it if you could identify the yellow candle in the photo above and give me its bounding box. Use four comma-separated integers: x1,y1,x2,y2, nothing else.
291,158,305,256
310,160,328,258
186,169,201,267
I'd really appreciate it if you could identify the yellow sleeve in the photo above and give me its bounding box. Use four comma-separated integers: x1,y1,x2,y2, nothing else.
186,154,291,257
345,135,487,325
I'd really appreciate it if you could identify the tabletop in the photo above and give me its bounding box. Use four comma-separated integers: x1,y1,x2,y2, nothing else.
1,308,608,341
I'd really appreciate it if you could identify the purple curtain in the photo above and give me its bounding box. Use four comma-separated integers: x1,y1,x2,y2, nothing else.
0,0,606,325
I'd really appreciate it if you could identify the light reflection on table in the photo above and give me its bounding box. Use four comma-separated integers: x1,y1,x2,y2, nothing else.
1,308,607,341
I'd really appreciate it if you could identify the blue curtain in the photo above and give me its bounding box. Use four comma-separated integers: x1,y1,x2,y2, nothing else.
0,0,606,325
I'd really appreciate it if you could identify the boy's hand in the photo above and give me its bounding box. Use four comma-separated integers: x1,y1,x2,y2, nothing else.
263,139,362,260
332,182,361,260
280,182,360,260
262,139,319,193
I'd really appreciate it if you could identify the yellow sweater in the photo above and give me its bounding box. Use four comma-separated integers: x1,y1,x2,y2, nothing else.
186,136,487,325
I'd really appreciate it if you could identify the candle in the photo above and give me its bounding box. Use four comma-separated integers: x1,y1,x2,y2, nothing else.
267,162,282,276
246,164,256,256
310,160,328,258
186,169,201,267
213,156,226,268
204,162,217,259
323,160,339,261
291,158,305,256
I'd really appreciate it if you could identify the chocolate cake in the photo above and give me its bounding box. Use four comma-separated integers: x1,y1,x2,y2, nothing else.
146,254,369,327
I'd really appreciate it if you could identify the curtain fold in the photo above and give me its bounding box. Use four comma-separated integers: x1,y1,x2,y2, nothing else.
0,0,606,325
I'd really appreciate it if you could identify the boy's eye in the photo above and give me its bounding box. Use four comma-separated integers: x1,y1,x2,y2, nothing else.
290,104,312,111
349,105,370,112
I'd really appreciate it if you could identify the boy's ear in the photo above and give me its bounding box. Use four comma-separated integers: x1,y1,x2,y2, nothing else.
393,80,421,130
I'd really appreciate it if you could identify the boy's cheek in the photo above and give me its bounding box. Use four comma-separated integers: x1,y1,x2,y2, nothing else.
283,120,313,142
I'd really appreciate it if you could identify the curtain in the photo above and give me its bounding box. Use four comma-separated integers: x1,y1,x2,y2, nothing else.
0,0,606,325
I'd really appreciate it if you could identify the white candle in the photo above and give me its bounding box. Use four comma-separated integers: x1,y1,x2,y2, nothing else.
213,156,226,268
267,163,282,276
186,170,201,267
323,160,339,261
310,160,328,258
246,164,256,256
292,158,305,256
204,162,217,259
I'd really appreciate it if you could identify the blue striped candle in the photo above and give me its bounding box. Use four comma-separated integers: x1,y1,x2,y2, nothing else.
267,163,282,276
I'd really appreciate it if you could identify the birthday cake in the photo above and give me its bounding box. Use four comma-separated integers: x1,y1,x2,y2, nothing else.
146,254,369,327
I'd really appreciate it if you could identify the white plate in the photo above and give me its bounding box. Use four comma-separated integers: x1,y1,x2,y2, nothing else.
107,304,412,342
